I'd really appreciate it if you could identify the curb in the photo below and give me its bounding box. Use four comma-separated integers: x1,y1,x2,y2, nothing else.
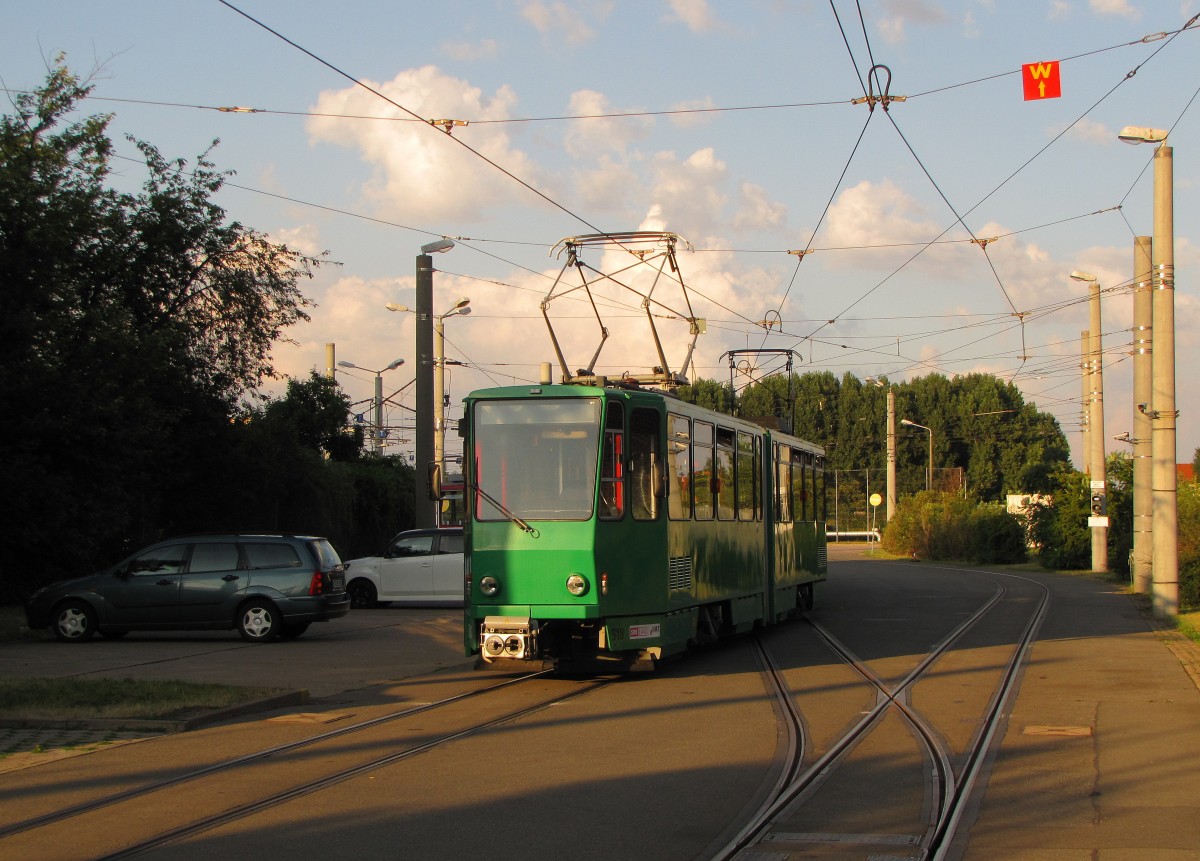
0,689,309,734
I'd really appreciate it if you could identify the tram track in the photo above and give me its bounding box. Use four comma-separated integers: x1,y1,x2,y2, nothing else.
0,669,613,859
712,567,1050,861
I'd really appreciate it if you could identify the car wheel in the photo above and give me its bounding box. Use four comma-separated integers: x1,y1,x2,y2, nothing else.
52,601,97,643
348,579,379,609
280,622,310,639
236,600,280,643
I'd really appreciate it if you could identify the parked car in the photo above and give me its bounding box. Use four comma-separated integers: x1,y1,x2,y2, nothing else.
344,528,464,608
24,534,350,643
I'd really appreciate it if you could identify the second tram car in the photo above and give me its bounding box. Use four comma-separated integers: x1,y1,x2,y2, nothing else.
458,381,827,670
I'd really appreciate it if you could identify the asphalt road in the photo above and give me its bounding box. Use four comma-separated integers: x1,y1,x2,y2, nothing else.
3,547,1200,860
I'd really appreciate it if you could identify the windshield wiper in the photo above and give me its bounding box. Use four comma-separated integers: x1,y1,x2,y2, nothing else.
470,482,540,538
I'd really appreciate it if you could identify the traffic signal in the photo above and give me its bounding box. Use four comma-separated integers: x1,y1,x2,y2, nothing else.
1090,493,1107,516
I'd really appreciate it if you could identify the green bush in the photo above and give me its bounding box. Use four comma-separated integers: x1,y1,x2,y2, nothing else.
880,491,1026,564
1180,479,1200,611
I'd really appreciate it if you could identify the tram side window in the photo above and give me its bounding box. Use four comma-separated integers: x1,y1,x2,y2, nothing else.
629,407,660,521
668,414,691,520
815,455,828,520
715,427,735,520
737,431,757,521
693,421,715,520
792,450,809,522
775,444,791,523
600,402,625,520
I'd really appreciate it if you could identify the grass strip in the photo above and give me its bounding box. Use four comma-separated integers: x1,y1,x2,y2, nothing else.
0,677,286,721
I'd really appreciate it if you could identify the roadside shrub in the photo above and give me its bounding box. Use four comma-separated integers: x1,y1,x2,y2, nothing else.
880,491,1026,564
1180,479,1200,611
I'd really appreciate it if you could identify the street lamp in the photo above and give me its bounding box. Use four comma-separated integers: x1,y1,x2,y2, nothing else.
389,297,471,484
1119,125,1177,617
865,377,896,521
414,239,454,529
900,418,932,492
337,358,405,455
1070,270,1107,573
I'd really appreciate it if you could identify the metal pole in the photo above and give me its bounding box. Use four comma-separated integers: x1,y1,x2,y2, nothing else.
1080,331,1090,470
415,254,435,529
885,389,896,520
1151,144,1178,618
1132,235,1153,593
373,371,384,456
1088,280,1107,572
926,427,932,492
434,316,446,478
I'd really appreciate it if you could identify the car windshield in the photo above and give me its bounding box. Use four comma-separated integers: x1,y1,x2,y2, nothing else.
473,398,601,521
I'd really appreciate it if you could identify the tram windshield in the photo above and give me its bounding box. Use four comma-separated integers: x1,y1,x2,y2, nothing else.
473,398,602,521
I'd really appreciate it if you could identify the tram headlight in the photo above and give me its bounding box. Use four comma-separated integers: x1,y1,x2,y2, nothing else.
565,573,589,596
480,576,500,597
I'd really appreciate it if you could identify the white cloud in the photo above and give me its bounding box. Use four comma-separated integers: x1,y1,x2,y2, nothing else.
440,39,499,62
521,1,611,45
269,224,323,258
668,96,718,129
1089,0,1140,18
306,67,534,223
876,0,951,43
563,89,654,158
1064,117,1114,145
733,181,788,231
663,0,722,33
823,179,943,266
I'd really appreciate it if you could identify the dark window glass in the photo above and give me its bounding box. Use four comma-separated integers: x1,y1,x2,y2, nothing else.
188,543,240,574
668,414,691,520
244,543,303,569
600,402,625,520
127,544,188,576
630,407,660,521
693,421,714,521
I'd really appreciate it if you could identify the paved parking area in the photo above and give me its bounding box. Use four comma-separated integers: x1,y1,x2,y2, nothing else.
0,606,473,769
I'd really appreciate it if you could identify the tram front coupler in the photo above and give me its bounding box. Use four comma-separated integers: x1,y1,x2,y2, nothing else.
480,616,540,662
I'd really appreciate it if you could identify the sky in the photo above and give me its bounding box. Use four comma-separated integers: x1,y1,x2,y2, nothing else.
4,0,1198,474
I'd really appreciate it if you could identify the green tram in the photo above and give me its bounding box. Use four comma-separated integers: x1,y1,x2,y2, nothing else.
459,382,828,670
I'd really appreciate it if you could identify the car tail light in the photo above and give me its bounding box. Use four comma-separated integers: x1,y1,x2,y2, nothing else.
308,572,326,595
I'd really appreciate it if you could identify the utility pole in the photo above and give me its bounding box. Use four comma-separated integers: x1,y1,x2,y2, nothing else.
885,388,896,521
1119,126,1178,617
1131,236,1153,593
1079,331,1090,470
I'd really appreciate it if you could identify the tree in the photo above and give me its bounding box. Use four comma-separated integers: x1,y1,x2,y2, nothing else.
0,60,328,598
260,372,365,461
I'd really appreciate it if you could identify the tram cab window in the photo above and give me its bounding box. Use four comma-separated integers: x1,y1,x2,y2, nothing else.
629,407,660,521
775,444,791,523
668,414,691,520
693,421,714,520
715,427,735,520
600,402,625,520
473,398,601,521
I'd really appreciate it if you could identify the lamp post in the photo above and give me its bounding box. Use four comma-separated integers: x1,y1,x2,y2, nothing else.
1119,125,1177,617
435,299,471,476
337,358,405,455
1070,270,1108,573
388,297,471,486
900,418,932,492
866,378,896,521
414,239,455,529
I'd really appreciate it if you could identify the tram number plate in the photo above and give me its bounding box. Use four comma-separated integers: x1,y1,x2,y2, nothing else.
629,624,661,640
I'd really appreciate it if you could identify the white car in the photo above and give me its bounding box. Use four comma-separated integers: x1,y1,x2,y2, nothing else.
345,528,465,608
